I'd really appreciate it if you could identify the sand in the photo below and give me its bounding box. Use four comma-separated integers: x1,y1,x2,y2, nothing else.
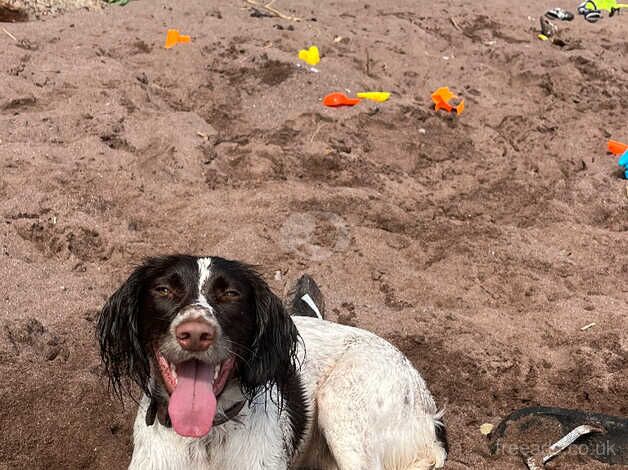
0,0,626,468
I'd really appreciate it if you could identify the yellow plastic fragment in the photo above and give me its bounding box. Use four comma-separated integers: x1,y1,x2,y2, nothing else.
356,92,391,102
298,46,320,66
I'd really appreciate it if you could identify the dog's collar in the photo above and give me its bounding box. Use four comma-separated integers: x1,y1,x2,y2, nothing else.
213,400,247,426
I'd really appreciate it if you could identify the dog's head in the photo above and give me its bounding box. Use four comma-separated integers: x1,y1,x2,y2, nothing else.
97,255,299,437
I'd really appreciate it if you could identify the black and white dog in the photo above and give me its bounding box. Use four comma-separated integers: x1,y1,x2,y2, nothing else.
98,255,447,469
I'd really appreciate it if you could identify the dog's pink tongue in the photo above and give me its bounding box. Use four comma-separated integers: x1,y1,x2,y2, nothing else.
168,360,216,438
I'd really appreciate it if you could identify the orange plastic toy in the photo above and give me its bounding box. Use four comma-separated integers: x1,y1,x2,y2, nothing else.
431,87,465,115
608,140,628,156
165,29,191,49
323,92,360,107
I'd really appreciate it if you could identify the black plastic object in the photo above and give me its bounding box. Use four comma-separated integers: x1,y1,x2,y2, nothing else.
489,406,628,465
545,8,575,21
578,1,604,22
585,9,603,21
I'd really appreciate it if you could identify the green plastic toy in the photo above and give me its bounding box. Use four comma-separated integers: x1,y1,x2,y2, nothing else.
578,0,628,21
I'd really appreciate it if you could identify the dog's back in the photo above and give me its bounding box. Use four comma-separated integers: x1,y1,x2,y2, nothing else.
293,316,447,470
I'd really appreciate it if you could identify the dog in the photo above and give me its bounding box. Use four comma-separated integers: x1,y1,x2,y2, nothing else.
97,255,447,469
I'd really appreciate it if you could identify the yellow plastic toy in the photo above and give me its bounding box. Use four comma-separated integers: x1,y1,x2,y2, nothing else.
298,46,320,66
165,29,191,49
356,92,391,102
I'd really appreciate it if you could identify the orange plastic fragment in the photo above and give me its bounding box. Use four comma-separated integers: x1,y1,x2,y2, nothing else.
608,140,628,156
323,92,361,107
431,86,465,115
165,29,191,49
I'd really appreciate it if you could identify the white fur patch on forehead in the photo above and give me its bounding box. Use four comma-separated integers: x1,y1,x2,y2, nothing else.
197,257,213,306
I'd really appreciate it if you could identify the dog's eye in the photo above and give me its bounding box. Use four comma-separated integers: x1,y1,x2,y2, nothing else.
154,286,171,297
223,289,240,299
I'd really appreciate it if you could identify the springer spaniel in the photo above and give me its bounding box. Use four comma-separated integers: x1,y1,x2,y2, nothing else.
97,255,447,469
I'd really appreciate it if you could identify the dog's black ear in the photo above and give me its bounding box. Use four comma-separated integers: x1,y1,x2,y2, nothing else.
241,274,300,403
97,267,151,399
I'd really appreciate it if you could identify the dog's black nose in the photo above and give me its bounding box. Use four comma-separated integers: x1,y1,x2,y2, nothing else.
175,319,215,351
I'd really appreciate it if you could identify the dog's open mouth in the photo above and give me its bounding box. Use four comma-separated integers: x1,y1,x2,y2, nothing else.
156,352,235,438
